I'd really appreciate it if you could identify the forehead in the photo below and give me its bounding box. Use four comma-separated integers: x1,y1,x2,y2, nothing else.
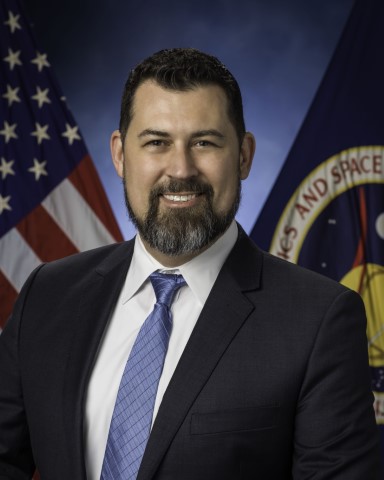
129,80,231,129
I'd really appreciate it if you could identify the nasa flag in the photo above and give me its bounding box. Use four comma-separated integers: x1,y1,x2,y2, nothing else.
250,0,384,457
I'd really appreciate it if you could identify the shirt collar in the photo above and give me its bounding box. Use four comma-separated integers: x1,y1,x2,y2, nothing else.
121,221,238,307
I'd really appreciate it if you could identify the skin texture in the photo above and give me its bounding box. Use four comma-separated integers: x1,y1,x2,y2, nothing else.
110,80,256,266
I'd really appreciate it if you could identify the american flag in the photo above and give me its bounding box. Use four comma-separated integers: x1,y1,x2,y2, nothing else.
0,0,124,329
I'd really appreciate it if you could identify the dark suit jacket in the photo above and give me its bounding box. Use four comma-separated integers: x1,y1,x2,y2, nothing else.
0,228,380,479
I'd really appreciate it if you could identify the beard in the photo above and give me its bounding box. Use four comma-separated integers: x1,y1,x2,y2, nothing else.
123,174,241,257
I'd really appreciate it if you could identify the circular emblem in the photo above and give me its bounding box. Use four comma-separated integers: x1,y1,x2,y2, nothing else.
269,146,384,423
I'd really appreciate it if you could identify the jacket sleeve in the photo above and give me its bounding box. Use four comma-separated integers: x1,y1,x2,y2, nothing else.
0,267,43,479
292,289,381,479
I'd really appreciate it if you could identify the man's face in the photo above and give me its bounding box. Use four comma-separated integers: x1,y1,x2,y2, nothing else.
111,80,254,264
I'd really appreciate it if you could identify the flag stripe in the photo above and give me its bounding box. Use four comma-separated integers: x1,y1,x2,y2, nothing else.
0,0,122,331
0,228,42,291
0,272,18,329
352,187,368,269
42,178,116,252
69,155,124,241
16,204,78,261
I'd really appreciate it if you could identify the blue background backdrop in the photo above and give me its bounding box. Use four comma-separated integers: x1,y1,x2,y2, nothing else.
24,0,354,240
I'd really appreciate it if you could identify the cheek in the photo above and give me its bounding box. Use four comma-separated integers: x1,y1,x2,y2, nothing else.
208,177,239,215
123,169,145,204
210,160,239,195
123,162,160,212
124,155,162,188
218,175,239,200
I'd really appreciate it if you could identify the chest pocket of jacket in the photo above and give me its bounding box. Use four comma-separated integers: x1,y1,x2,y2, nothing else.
190,405,279,435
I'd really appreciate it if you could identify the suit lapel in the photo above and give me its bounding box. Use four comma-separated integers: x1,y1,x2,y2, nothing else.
61,241,134,477
138,229,263,480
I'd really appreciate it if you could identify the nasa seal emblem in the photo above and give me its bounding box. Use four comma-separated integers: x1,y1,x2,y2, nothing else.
269,146,384,423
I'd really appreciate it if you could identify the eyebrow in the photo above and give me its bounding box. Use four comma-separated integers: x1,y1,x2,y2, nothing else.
191,130,225,139
138,129,170,138
137,129,225,139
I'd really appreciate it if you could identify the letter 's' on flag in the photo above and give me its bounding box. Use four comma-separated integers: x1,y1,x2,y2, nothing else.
0,0,124,328
251,0,384,463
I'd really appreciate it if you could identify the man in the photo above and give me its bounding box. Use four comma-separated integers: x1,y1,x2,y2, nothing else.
0,48,380,479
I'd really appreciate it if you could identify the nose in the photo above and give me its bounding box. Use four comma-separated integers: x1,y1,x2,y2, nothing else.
166,146,198,179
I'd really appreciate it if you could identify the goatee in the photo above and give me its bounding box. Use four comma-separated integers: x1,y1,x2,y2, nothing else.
124,176,241,256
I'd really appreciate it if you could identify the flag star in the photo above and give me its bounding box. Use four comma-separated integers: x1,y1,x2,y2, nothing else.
28,159,48,180
31,86,51,108
61,123,81,145
31,122,50,144
2,84,21,106
4,11,21,33
0,121,18,143
3,48,22,70
0,157,15,179
0,194,12,214
31,51,50,72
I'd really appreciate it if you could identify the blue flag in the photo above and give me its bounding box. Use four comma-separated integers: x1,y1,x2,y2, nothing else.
250,0,384,465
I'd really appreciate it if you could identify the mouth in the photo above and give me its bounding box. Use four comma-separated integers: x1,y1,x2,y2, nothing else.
160,192,203,207
162,193,200,202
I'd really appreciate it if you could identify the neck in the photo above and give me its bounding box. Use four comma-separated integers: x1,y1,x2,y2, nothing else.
141,237,218,268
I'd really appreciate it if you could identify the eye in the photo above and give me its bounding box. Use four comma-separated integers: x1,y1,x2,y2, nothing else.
143,139,171,150
145,139,166,147
195,140,216,148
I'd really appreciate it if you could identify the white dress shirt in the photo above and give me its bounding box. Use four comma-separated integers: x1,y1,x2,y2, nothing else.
84,221,238,480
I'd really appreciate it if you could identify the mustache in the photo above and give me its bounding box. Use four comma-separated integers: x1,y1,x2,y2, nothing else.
149,179,213,198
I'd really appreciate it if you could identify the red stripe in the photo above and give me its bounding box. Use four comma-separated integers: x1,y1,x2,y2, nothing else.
69,155,124,241
0,272,18,329
352,187,368,295
352,187,368,269
16,204,78,262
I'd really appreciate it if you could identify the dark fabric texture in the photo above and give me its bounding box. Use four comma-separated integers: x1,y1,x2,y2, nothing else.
0,227,380,479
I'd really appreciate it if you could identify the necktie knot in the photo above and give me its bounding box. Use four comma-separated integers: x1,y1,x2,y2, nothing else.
150,271,186,308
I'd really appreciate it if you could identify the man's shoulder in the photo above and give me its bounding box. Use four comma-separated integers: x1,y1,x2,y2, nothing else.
237,228,349,296
262,247,347,293
30,239,135,285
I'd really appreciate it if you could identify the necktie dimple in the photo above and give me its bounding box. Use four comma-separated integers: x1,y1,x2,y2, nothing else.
100,271,186,480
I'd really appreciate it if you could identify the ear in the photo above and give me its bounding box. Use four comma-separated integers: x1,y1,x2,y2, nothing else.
110,130,124,178
239,132,256,180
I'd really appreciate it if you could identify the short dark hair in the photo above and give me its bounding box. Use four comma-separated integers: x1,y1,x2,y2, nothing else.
119,48,246,144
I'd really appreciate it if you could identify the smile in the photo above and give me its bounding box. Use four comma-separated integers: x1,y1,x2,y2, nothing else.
162,194,199,202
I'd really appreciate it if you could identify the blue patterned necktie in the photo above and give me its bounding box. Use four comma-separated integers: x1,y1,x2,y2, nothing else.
100,271,186,480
